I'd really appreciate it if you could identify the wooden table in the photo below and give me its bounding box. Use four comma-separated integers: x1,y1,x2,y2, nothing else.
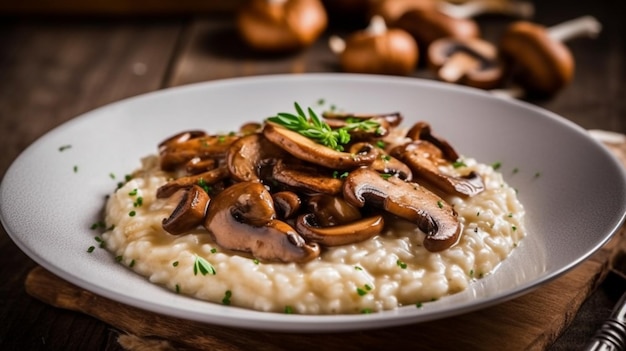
1,1,625,349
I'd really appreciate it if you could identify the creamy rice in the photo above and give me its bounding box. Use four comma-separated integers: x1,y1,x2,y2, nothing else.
103,155,525,314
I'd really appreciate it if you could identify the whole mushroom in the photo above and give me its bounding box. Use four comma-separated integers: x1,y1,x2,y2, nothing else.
329,15,418,75
237,0,328,52
499,16,602,96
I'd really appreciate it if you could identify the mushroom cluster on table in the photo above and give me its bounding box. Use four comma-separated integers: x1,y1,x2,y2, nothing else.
154,104,485,263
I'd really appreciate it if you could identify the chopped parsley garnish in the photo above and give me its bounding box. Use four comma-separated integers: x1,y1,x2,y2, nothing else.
58,145,72,152
128,210,136,217
437,200,443,209
380,173,392,180
452,160,466,168
129,259,136,267
396,259,407,269
172,261,179,267
284,306,294,314
128,188,138,196
193,255,216,276
210,248,217,254
87,246,95,253
361,308,372,314
332,170,349,179
175,284,180,294
222,290,232,305
491,161,502,170
73,165,78,173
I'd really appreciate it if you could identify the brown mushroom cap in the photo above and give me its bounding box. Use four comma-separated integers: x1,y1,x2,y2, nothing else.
428,37,504,90
226,133,288,183
272,159,344,195
272,191,301,219
237,0,328,52
338,23,419,76
499,21,574,96
158,133,239,172
307,193,362,227
296,213,385,246
162,185,211,235
395,8,480,50
342,168,461,251
204,181,320,263
391,140,485,197
263,123,377,170
156,166,229,199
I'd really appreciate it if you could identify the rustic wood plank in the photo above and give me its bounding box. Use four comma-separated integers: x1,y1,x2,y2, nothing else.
0,18,184,350
165,16,340,87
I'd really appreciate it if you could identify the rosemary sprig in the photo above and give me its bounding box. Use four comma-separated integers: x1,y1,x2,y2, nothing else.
267,102,379,151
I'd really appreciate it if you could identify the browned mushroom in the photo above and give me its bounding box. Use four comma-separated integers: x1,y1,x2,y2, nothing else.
329,15,418,76
272,159,344,195
296,213,385,246
162,185,211,235
237,0,328,52
226,133,289,182
307,193,362,227
499,16,602,96
391,140,484,197
322,111,403,127
427,37,504,89
349,142,412,181
159,133,239,172
342,168,461,252
185,157,217,175
405,121,459,161
156,166,230,199
263,123,378,170
272,191,301,219
204,181,320,263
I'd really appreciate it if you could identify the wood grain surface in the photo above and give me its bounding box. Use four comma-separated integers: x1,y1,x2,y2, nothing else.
1,1,625,349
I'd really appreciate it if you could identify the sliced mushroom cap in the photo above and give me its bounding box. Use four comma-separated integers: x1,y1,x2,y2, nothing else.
342,168,461,252
162,185,211,235
428,37,504,90
272,159,344,195
307,193,362,227
159,133,239,172
263,123,377,170
204,181,320,263
405,121,459,161
322,111,403,127
391,140,484,197
158,130,207,152
227,133,288,182
156,166,230,199
352,142,412,181
296,213,385,246
272,191,301,219
185,157,217,175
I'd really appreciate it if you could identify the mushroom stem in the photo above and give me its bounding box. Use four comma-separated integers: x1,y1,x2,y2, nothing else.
328,35,346,54
438,0,534,19
365,15,388,35
438,51,481,83
547,16,602,42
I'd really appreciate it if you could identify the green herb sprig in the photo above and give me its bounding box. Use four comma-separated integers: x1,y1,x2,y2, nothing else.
193,255,216,276
267,102,379,152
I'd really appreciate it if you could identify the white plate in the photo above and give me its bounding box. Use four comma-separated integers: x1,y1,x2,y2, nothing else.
2,74,625,332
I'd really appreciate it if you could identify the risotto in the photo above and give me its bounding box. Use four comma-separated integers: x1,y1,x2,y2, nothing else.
102,106,525,314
